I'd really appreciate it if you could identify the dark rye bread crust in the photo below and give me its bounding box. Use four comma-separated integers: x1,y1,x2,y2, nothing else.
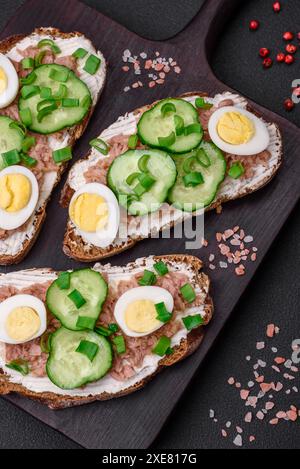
0,28,106,266
0,254,213,409
61,91,283,262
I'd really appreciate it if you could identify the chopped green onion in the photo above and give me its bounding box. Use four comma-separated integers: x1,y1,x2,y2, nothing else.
153,260,169,276
158,131,176,147
6,359,29,376
228,161,245,179
183,171,204,187
76,340,99,362
128,134,138,149
61,98,79,107
89,138,109,155
109,323,119,333
76,316,96,330
95,325,113,337
195,97,213,110
21,136,36,152
21,85,40,99
118,192,139,207
68,289,86,308
20,153,37,168
2,149,21,166
37,103,57,123
40,86,52,99
94,324,118,337
21,57,34,69
72,47,88,59
196,148,211,167
138,154,150,172
138,172,155,190
81,95,92,108
183,155,197,174
49,67,69,83
180,283,196,303
40,332,52,353
161,102,176,117
138,270,157,286
20,71,37,85
52,146,72,164
9,121,26,136
174,115,185,136
184,123,202,135
152,336,171,357
83,54,101,75
37,99,55,112
56,271,70,290
155,302,172,323
34,51,46,67
38,38,61,54
52,84,68,100
182,314,204,331
126,172,140,185
133,182,146,197
19,108,32,127
112,335,126,354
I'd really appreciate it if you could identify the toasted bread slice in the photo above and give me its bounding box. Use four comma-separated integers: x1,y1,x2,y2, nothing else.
0,254,212,409
61,91,283,262
0,27,107,265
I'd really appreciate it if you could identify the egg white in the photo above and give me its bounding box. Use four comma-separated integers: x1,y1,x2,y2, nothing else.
114,286,174,338
208,106,270,156
0,165,39,230
0,294,47,344
69,183,120,248
0,54,19,109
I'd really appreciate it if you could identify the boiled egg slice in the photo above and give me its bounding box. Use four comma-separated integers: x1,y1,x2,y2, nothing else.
0,54,19,109
69,183,120,248
114,286,174,337
0,294,47,344
0,165,39,230
208,106,270,156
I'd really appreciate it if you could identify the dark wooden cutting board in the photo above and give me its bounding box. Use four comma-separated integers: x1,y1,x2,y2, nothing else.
1,0,300,449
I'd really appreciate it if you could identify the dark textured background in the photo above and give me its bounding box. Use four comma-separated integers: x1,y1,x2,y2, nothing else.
0,0,299,449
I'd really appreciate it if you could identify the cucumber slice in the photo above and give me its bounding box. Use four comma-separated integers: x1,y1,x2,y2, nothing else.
107,149,177,216
137,98,203,154
46,327,112,389
168,142,226,212
46,268,108,331
19,64,92,134
0,116,24,170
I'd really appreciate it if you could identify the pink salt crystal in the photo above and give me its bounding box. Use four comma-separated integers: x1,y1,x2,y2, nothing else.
244,412,252,423
287,410,298,421
265,402,275,410
266,324,275,338
156,79,165,85
221,430,227,438
256,411,265,420
145,60,153,69
249,436,255,443
148,81,156,88
256,342,265,350
270,418,279,425
276,411,286,419
122,66,129,72
228,377,235,385
240,389,250,400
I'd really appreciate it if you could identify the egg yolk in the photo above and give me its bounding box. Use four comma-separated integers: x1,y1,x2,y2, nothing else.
217,112,255,145
0,174,32,213
70,193,109,233
5,306,41,342
0,67,7,95
125,299,161,333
